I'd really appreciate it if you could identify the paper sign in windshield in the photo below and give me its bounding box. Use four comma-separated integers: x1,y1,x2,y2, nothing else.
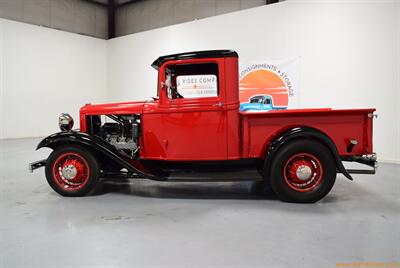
176,75,218,98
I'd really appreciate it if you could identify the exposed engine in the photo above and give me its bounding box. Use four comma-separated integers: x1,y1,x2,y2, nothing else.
87,114,140,157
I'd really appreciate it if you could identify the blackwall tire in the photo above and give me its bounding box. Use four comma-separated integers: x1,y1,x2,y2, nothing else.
269,139,336,203
45,145,100,197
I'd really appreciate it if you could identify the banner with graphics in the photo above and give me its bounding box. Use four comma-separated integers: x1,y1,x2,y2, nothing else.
239,57,299,112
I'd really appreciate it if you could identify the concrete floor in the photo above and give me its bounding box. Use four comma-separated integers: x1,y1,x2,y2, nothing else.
0,138,399,268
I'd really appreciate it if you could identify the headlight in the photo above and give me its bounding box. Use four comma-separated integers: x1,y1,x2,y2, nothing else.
59,113,74,131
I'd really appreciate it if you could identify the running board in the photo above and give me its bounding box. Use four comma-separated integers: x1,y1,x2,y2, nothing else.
346,169,376,175
100,171,262,182
101,171,165,181
166,177,262,182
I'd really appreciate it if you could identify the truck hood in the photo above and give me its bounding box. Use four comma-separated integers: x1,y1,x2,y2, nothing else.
80,100,150,115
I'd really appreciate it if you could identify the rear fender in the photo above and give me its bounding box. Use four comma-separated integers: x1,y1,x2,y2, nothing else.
263,127,353,180
37,131,160,179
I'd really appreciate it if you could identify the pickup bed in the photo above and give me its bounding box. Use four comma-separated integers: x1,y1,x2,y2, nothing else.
241,108,374,158
30,50,376,203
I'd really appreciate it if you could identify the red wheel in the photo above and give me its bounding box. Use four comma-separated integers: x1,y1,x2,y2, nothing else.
283,153,323,193
52,152,91,191
269,139,336,203
45,146,99,196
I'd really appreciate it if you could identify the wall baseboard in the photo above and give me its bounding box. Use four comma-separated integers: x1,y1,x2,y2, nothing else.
378,159,400,164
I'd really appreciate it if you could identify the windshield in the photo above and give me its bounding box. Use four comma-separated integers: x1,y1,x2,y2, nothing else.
250,97,263,103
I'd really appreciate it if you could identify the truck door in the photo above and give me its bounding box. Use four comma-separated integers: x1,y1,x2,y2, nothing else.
159,61,228,161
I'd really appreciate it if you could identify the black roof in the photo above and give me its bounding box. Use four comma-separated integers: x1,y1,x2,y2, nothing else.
151,50,238,70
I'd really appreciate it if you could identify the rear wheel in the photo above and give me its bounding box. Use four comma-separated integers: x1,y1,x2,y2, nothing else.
45,145,100,197
269,139,336,203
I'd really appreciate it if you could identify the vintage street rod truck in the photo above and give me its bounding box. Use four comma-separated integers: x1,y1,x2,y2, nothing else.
30,50,377,203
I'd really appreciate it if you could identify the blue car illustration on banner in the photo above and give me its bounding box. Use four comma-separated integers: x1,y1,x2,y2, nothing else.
240,95,287,112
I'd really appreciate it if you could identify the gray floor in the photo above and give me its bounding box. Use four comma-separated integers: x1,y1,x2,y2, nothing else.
0,138,399,268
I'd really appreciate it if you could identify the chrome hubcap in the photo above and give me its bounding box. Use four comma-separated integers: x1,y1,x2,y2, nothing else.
296,165,312,181
61,165,78,180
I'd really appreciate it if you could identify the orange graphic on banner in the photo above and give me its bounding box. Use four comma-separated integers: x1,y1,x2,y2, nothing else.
239,69,289,107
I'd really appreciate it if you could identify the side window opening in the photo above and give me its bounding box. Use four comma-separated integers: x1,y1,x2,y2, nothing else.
165,63,219,99
264,98,271,105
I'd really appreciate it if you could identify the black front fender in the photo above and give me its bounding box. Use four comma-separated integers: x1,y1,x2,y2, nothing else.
37,131,115,151
36,131,159,179
264,126,353,180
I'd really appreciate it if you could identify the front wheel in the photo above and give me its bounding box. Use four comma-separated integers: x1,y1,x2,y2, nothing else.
269,139,337,203
45,145,100,197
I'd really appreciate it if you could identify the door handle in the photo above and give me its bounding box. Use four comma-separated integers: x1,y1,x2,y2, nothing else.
213,102,223,108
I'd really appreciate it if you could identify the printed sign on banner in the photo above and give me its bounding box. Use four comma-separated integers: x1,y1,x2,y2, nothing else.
239,58,300,112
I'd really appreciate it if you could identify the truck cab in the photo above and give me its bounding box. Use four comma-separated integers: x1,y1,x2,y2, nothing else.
30,50,377,203
142,50,240,161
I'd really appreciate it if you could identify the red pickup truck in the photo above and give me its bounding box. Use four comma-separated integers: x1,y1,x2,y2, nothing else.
30,50,377,203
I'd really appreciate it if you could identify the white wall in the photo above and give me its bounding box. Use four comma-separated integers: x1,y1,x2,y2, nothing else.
397,2,400,162
0,19,107,139
1,1,399,162
0,19,4,139
107,1,400,162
